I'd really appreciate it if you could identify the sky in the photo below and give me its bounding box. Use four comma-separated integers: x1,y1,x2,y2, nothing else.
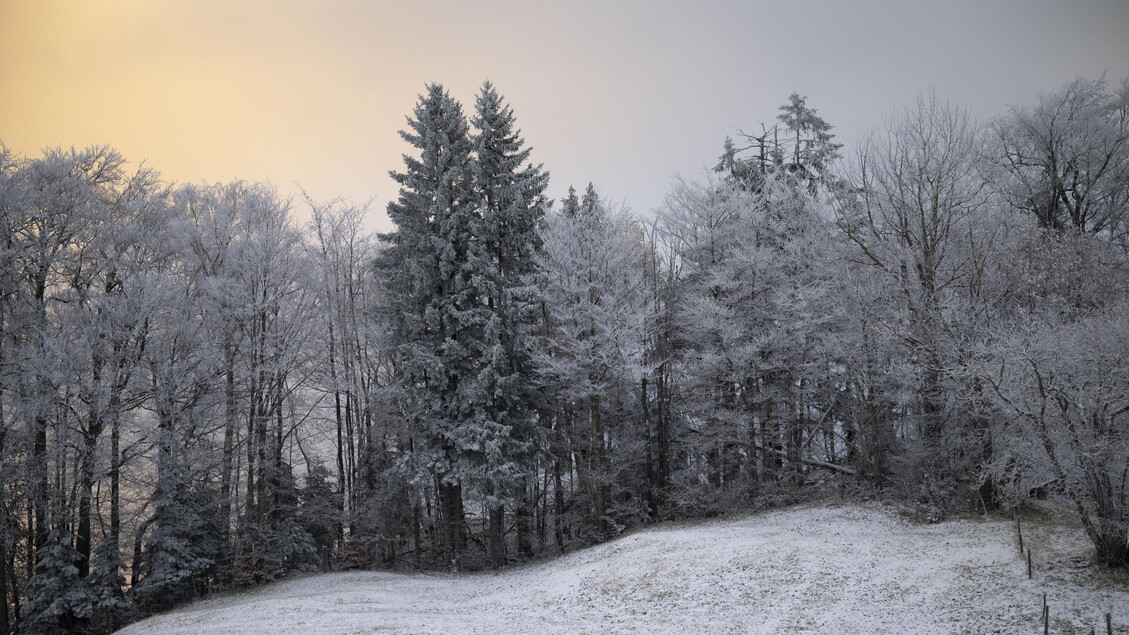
2,0,1128,232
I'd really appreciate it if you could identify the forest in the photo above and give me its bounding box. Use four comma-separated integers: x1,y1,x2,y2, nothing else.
1,75,1127,633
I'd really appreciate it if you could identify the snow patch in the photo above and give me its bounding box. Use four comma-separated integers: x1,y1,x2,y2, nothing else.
117,503,1128,634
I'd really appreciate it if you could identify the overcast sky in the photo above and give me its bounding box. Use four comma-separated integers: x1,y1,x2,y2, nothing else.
3,0,1128,230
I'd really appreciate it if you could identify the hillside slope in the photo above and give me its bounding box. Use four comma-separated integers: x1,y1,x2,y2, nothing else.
117,503,1127,634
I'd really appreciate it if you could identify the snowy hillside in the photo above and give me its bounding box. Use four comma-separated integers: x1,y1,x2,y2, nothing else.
117,503,1127,635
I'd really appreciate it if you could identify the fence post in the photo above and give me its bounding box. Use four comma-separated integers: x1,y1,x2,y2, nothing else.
1027,549,1033,579
1016,513,1024,554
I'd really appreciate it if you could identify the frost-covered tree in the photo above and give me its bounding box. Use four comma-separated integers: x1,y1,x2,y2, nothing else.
716,93,842,189
842,96,986,440
982,307,1129,566
0,145,32,632
535,185,651,539
21,529,96,633
990,76,1129,239
378,84,493,570
839,94,1003,508
306,196,392,562
659,172,846,506
67,164,171,590
776,93,843,177
471,80,549,565
131,258,223,609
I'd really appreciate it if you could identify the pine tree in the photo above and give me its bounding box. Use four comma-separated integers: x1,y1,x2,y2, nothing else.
21,529,96,633
776,93,842,176
378,84,489,570
561,185,580,218
471,81,549,566
134,460,222,609
716,93,842,189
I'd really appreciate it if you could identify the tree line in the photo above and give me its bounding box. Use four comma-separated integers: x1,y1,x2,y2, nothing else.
1,76,1127,633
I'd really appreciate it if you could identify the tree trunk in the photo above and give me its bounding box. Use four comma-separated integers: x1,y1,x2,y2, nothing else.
246,365,259,517
220,340,237,546
656,362,671,499
553,455,565,554
787,379,805,488
439,481,464,571
487,505,505,569
109,400,121,573
413,504,422,570
589,394,605,517
30,412,48,575
29,274,50,571
0,484,7,635
515,483,533,559
760,394,776,482
130,523,144,588
76,423,100,578
0,537,8,635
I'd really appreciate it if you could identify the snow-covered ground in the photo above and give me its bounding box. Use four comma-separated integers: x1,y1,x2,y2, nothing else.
117,502,1128,634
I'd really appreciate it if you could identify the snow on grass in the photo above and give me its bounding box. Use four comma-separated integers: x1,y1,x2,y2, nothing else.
117,502,1129,634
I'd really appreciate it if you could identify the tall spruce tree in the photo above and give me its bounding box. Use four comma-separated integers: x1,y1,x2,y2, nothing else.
471,81,549,566
378,84,491,570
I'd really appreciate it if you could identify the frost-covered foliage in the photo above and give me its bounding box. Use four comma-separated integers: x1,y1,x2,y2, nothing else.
470,81,550,565
6,73,1129,635
21,530,97,633
534,185,653,538
134,462,223,609
378,82,492,568
378,82,550,568
982,307,1129,566
658,171,848,510
836,94,1002,508
716,93,842,190
989,76,1129,237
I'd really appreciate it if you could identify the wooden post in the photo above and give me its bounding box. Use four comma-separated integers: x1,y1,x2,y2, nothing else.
1016,513,1024,554
1027,549,1033,578
1107,612,1113,635
1042,603,1048,635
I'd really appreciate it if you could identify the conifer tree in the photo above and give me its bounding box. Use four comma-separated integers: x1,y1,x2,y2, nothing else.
776,93,842,175
471,81,549,565
378,84,488,570
22,529,96,633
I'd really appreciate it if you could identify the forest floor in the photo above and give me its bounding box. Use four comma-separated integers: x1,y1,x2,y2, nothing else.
116,501,1129,634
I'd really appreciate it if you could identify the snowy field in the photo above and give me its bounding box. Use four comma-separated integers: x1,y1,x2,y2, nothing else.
117,503,1128,634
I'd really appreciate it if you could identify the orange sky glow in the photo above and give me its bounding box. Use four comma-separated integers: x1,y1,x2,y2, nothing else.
3,0,1128,231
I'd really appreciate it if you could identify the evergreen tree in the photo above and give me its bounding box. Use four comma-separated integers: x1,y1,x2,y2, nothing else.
776,93,842,176
88,537,128,632
561,185,580,218
471,81,549,566
21,529,96,633
378,84,490,570
716,93,842,189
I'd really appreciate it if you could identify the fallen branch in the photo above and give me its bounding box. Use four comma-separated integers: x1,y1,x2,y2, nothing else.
750,442,858,476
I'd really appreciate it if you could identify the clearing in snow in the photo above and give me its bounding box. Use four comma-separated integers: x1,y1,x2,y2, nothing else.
117,502,1129,634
